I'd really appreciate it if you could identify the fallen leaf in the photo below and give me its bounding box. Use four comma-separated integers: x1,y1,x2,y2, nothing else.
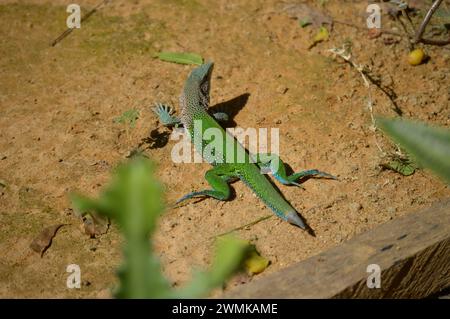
282,3,333,28
83,213,110,238
299,18,311,28
30,224,65,257
381,158,417,176
156,52,203,65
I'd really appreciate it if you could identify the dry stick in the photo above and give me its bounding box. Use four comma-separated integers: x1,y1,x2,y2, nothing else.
415,0,443,43
419,36,450,46
414,0,450,45
50,0,110,47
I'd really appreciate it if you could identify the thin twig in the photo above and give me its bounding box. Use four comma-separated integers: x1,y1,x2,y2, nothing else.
213,215,273,238
50,0,110,47
414,0,443,43
419,37,450,45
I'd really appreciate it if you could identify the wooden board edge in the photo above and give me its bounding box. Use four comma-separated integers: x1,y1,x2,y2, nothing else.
225,198,450,298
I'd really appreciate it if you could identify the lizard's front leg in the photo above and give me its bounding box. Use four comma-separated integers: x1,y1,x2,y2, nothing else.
254,153,337,187
176,165,237,204
153,103,229,128
153,103,181,127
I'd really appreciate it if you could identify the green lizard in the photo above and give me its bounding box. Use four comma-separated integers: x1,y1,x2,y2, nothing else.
153,62,336,231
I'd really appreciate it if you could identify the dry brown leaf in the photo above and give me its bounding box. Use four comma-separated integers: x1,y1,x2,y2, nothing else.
83,213,110,238
30,224,65,257
282,3,333,28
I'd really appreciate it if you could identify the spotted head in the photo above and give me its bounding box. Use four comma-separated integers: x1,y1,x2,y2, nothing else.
179,62,214,127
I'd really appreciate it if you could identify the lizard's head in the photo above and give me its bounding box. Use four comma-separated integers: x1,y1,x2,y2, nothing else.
185,62,214,109
190,61,214,83
179,62,214,127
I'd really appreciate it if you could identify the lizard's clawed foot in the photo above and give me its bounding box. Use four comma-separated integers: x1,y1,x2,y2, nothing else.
287,169,338,185
153,103,180,127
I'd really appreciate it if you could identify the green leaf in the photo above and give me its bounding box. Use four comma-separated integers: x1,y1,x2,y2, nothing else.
299,18,311,28
176,236,248,298
382,158,417,176
72,157,170,298
71,157,246,298
156,52,203,65
377,117,450,183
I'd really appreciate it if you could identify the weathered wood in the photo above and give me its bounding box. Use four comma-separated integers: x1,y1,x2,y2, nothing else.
227,199,450,298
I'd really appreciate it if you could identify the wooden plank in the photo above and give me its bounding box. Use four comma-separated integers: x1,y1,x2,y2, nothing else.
227,199,450,298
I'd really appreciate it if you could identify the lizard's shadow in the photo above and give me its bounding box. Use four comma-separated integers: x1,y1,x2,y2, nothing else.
209,93,250,128
142,129,171,150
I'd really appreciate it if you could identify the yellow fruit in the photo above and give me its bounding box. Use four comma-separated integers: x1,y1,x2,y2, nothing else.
313,26,329,43
408,49,425,66
244,250,269,275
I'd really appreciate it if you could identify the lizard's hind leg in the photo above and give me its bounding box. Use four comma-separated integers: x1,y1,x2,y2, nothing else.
255,153,337,187
176,166,236,204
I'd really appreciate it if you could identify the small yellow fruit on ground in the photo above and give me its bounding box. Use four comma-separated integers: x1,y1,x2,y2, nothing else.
408,48,425,66
313,26,329,43
244,250,269,275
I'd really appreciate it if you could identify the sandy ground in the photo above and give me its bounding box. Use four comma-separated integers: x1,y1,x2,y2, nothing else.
0,0,449,298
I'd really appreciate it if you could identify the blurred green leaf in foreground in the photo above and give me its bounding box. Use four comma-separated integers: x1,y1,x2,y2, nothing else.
377,117,450,184
71,156,247,298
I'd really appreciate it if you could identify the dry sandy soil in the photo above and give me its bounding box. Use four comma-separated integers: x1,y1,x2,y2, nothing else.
0,0,449,298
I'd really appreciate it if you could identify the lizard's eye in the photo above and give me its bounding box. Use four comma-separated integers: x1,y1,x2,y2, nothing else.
200,80,209,96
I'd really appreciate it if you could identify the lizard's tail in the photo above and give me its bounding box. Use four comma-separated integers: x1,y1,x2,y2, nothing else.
285,211,306,229
286,211,316,236
239,165,311,232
